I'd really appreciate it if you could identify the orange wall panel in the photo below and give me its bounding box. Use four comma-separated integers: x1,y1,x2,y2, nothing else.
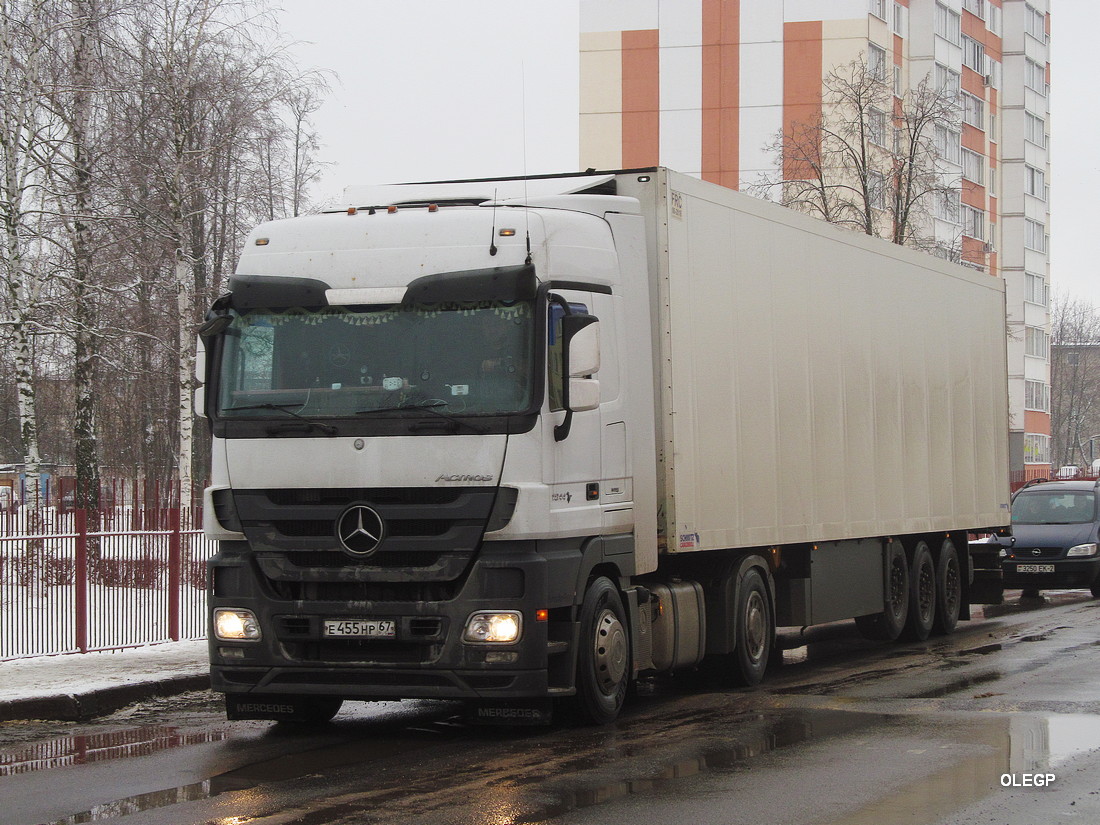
621,29,660,167
702,0,739,186
783,21,823,180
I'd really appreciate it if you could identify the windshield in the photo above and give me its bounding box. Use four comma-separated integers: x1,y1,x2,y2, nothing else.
216,300,535,419
1011,490,1098,525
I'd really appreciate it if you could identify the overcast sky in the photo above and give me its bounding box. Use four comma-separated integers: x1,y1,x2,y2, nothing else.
277,0,1096,309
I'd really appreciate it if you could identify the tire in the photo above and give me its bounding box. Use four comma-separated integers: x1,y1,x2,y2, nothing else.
933,538,962,635
901,541,936,641
729,568,773,687
1091,576,1100,598
855,541,909,641
573,577,630,725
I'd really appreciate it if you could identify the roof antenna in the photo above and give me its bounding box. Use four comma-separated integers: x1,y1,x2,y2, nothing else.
489,187,499,256
522,62,532,266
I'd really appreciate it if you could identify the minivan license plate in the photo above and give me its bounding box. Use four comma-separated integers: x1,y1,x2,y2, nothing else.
1015,563,1055,574
323,619,396,638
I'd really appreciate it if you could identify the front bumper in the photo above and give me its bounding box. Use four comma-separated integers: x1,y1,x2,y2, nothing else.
208,540,577,701
1001,557,1100,590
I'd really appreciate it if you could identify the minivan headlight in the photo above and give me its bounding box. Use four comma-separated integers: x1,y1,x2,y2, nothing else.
1067,543,1099,558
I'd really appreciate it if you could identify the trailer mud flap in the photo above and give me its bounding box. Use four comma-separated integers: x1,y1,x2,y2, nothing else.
465,699,554,726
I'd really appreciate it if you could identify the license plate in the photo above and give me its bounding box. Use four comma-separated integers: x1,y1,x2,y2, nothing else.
323,619,396,638
1015,564,1055,574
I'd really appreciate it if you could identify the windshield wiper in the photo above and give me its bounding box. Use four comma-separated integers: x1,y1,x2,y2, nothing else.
355,400,486,434
225,402,337,436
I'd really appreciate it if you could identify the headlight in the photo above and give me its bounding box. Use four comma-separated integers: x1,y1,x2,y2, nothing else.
1067,543,1099,558
463,611,522,643
214,608,261,641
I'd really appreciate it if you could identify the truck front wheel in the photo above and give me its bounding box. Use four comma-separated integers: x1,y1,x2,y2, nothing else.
574,577,630,724
730,568,773,686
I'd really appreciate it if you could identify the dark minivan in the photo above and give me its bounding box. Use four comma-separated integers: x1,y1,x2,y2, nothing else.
994,479,1100,597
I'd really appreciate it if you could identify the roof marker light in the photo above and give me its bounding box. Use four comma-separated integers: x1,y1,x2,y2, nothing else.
347,207,357,215
428,203,438,212
499,228,516,237
387,205,398,214
254,238,269,246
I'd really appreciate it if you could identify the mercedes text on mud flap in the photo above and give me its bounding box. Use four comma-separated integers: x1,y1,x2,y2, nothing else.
199,169,1011,725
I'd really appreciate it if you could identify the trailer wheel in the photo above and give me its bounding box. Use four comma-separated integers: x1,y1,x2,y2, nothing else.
729,568,773,686
901,541,936,641
933,538,962,635
855,541,909,640
574,577,630,725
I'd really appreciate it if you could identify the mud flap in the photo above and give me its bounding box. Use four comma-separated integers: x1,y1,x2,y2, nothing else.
465,699,554,726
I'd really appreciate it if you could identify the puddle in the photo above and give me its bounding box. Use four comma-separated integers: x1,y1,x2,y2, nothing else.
0,725,229,777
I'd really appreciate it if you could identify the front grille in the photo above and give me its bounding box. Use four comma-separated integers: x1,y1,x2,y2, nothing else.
232,487,497,596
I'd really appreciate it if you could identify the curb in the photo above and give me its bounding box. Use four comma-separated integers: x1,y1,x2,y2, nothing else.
0,674,212,723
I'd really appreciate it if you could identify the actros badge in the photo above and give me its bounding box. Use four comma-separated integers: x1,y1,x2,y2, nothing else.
336,505,386,557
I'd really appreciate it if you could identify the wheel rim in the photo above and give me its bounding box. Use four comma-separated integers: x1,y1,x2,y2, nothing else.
889,556,907,615
593,607,628,695
744,590,767,663
918,560,935,620
944,557,961,614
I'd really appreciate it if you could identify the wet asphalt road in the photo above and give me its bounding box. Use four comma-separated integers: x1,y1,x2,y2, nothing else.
3,591,1100,825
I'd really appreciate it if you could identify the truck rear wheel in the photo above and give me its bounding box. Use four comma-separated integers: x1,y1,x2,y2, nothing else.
574,577,630,724
855,541,909,640
901,541,936,641
933,538,962,634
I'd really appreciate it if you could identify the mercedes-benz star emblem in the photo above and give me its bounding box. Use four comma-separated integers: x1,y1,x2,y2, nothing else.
336,505,385,557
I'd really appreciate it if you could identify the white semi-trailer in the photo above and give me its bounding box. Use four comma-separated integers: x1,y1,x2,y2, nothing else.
199,168,1010,724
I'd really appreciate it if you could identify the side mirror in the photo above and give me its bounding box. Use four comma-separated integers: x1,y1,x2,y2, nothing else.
554,315,601,441
563,315,600,378
194,335,208,419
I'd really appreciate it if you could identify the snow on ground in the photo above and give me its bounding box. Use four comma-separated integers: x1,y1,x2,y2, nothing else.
0,640,208,703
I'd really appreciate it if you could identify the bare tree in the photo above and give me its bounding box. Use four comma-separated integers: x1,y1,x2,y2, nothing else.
754,57,961,257
1050,295,1100,470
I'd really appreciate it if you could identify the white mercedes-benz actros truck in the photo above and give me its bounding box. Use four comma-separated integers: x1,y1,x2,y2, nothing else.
199,168,1010,725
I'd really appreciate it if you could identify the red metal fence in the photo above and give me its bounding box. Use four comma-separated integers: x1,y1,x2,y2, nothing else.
0,507,215,660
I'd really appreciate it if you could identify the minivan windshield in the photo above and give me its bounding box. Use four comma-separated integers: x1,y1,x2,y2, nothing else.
1011,490,1098,525
216,300,535,419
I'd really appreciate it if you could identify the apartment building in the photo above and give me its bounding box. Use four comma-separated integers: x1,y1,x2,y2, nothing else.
580,0,1052,483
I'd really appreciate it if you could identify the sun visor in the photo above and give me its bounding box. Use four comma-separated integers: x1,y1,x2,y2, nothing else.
403,264,538,305
227,274,331,309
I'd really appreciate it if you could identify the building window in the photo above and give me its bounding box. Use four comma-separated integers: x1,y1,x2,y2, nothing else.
962,93,984,129
894,65,903,97
935,189,960,223
1026,273,1048,306
962,36,985,74
1025,219,1047,252
962,205,984,240
870,0,887,20
1024,434,1050,465
893,2,905,35
962,149,984,184
1025,165,1047,200
1025,113,1047,147
1026,326,1050,359
868,108,887,146
962,0,986,20
868,170,888,210
935,63,961,98
935,124,961,164
1025,4,1047,42
935,3,962,45
1025,380,1049,413
1025,59,1047,95
868,43,887,80
988,3,1002,36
